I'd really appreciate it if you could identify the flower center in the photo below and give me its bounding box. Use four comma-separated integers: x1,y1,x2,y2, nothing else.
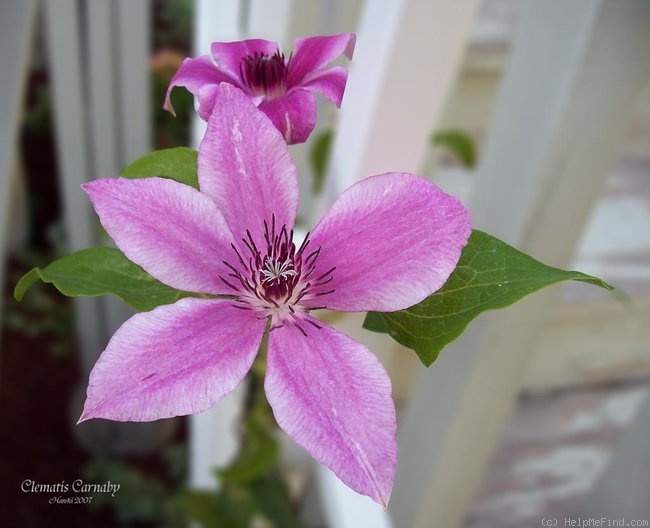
220,215,335,333
261,256,296,284
239,50,289,100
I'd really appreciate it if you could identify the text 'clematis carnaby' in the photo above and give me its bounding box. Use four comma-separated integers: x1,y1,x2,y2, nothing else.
80,84,470,506
164,34,355,144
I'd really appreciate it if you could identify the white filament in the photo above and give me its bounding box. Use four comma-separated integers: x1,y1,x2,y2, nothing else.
260,256,296,283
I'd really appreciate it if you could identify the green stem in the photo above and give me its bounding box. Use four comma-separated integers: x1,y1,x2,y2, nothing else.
208,323,304,527
217,321,279,483
242,331,271,429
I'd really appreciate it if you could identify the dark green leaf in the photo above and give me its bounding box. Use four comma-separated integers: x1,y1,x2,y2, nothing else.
309,129,333,194
83,458,175,526
121,147,198,189
175,459,302,527
217,420,279,485
173,490,231,528
362,311,388,333
431,129,478,169
249,472,302,528
14,247,191,312
363,230,613,366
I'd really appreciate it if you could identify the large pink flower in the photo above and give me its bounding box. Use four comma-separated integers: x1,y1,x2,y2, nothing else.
80,84,470,506
164,34,355,144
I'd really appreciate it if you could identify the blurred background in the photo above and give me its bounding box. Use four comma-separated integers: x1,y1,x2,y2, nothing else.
1,0,649,527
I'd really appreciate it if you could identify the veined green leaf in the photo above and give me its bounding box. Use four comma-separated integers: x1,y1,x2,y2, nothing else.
121,147,198,189
363,230,613,366
14,247,191,312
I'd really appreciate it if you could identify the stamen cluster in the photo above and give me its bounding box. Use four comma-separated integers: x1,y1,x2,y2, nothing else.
239,50,289,100
220,215,335,333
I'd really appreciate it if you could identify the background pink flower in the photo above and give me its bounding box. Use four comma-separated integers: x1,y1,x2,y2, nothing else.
164,33,355,144
81,84,470,506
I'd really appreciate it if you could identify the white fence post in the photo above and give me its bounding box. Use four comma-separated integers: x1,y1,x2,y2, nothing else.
45,0,153,374
316,0,478,525
109,0,152,337
86,0,120,181
116,0,152,166
391,2,650,527
323,0,479,199
575,394,650,520
0,0,35,361
43,0,106,375
247,0,293,45
189,0,247,490
86,0,135,338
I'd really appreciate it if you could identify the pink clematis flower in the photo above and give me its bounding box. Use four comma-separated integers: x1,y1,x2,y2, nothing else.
80,84,470,506
164,33,355,144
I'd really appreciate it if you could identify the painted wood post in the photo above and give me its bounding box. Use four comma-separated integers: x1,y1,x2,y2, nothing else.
391,2,650,527
86,0,120,182
316,0,478,525
0,0,35,357
285,0,363,227
189,0,246,490
190,0,243,150
44,0,153,374
323,0,479,201
43,0,106,376
248,0,293,45
108,0,152,335
116,0,152,166
86,1,135,339
575,394,650,520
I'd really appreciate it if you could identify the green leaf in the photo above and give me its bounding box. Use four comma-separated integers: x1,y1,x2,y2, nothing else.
431,129,478,169
249,472,302,528
121,147,198,189
173,491,224,528
309,128,333,194
362,311,388,333
14,247,191,312
217,420,279,485
82,457,175,526
363,230,613,366
174,476,302,528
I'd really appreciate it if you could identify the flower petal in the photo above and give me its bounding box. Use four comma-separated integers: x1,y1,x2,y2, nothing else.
299,66,349,107
198,83,299,246
83,177,234,295
308,173,471,312
211,39,279,82
259,89,317,144
265,319,396,506
164,55,237,117
79,298,265,422
288,33,355,88
194,83,221,121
